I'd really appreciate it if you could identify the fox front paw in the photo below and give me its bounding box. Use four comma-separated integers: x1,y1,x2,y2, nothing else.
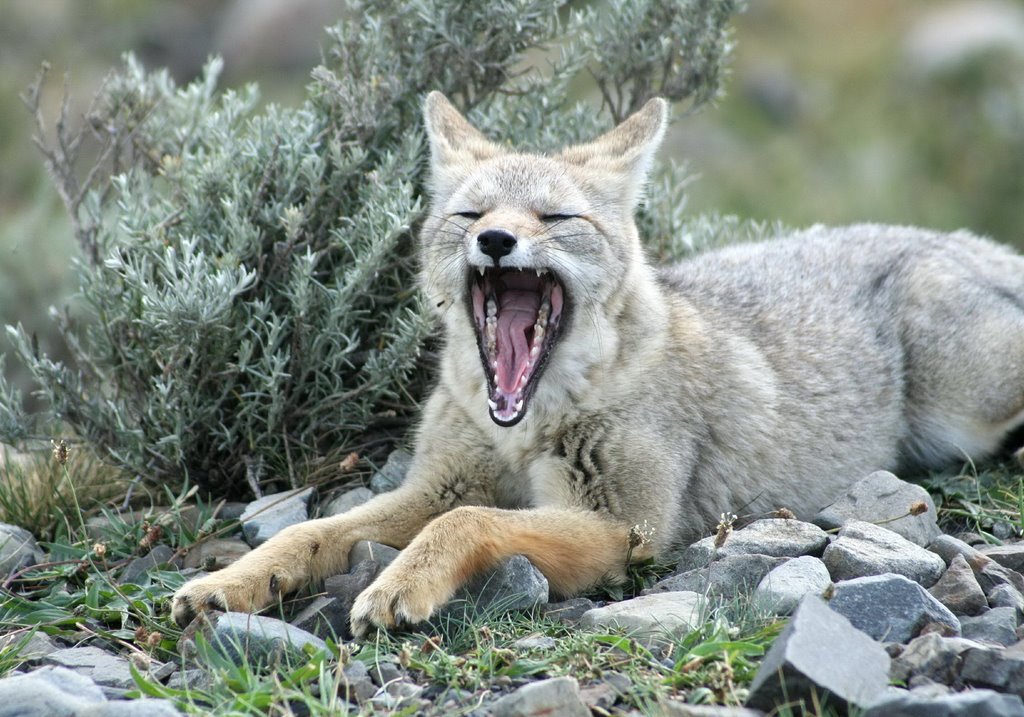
171,569,279,627
349,573,445,637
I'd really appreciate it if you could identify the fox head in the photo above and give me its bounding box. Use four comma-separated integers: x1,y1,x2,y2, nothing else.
418,92,668,427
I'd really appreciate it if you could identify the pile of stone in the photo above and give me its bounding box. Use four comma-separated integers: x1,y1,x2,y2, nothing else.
5,458,1024,716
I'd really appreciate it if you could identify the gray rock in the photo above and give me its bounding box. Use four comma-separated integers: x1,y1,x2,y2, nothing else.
0,630,59,664
320,559,383,639
863,688,1024,717
444,555,549,619
368,658,404,686
829,573,960,643
903,0,1024,77
746,595,891,712
182,538,251,571
890,632,987,685
239,487,315,547
120,545,176,584
677,519,828,572
929,534,983,565
0,523,44,576
580,591,706,647
989,583,1024,619
980,544,1024,574
541,598,596,625
339,660,377,703
824,521,946,587
513,635,557,651
813,470,941,546
181,611,328,666
0,666,105,716
491,676,590,717
962,647,1024,697
646,554,785,601
322,487,375,517
81,701,183,716
289,595,348,640
348,540,399,569
658,704,766,717
754,555,832,615
928,553,987,616
43,646,146,696
369,450,413,493
166,668,210,691
961,606,1020,646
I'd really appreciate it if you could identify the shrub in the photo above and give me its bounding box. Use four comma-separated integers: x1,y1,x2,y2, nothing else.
2,0,740,496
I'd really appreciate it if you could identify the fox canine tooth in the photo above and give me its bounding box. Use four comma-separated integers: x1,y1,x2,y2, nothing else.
487,399,498,410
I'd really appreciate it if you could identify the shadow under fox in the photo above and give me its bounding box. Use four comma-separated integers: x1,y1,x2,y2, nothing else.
172,92,1024,635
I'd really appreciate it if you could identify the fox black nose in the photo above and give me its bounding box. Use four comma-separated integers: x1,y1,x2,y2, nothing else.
477,229,517,263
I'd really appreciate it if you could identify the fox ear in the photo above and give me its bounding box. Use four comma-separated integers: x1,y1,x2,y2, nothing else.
560,98,669,206
423,91,502,198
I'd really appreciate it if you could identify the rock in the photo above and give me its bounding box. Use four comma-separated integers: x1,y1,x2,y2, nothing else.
746,595,891,712
289,595,348,639
368,658,404,686
890,632,987,685
989,583,1024,619
658,703,766,716
322,487,375,517
824,521,946,587
166,668,210,691
338,660,377,703
928,535,1024,596
541,598,596,625
443,555,549,619
863,688,1024,717
120,545,177,584
961,647,1024,696
676,519,828,572
239,487,315,547
928,553,988,616
491,676,590,717
980,544,1024,574
0,523,44,575
513,635,557,651
754,555,832,615
182,538,251,571
319,560,383,639
580,591,706,647
646,554,785,600
961,607,1020,646
348,540,399,569
903,0,1024,78
828,573,960,643
43,646,154,697
180,611,328,666
0,631,59,664
369,450,413,493
0,666,104,716
813,470,941,546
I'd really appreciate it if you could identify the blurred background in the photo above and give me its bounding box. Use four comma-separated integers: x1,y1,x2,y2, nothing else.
3,0,1024,403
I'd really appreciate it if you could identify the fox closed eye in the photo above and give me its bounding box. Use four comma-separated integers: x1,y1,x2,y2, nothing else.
540,213,578,222
454,211,482,220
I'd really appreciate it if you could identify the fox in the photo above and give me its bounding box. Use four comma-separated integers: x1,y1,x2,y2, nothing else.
172,91,1024,636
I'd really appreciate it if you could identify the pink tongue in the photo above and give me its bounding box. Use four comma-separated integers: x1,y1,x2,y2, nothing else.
496,290,539,393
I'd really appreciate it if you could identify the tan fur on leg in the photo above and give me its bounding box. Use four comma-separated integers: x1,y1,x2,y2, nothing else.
172,482,468,626
349,506,633,636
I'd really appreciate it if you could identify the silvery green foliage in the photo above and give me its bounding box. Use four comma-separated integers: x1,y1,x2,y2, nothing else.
6,0,742,494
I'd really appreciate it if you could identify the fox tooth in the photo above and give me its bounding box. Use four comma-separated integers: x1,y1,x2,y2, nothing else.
478,266,485,276
514,399,524,411
487,399,498,410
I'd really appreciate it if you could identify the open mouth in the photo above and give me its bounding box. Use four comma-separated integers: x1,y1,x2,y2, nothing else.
469,267,566,426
